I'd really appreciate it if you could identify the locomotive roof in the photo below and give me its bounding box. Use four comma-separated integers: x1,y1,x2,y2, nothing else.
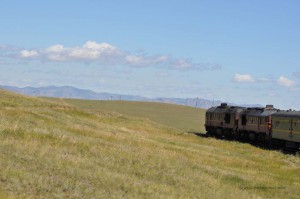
272,110,300,118
206,105,245,113
241,107,279,116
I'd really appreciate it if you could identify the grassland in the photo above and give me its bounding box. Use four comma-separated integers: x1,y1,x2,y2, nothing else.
1,90,300,198
46,98,206,132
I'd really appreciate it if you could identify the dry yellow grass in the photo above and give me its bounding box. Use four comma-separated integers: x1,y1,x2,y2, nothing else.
0,89,300,198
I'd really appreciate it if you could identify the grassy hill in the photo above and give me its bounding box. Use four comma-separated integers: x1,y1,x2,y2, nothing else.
49,98,206,132
0,89,300,198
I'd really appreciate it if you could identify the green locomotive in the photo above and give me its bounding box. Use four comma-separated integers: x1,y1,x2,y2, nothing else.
272,110,300,149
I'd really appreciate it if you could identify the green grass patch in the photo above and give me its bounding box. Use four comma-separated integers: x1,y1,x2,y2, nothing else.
48,98,206,132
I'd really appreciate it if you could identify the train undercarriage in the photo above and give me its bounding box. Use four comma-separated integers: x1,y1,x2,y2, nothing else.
205,126,300,153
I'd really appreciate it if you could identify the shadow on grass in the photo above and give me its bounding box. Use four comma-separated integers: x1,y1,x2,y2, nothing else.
188,131,299,156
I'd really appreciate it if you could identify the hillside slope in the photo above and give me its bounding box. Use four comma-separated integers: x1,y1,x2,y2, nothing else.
52,98,206,132
0,89,300,198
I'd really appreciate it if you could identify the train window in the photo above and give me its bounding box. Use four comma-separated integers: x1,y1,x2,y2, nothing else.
241,115,247,125
225,113,230,124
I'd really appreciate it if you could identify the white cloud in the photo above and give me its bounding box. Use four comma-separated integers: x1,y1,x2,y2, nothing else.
45,45,65,53
46,54,67,61
16,41,222,71
45,45,66,61
83,41,116,51
233,74,255,82
69,48,101,59
154,55,169,63
124,54,170,67
20,50,39,58
21,41,121,62
277,76,295,87
125,55,147,66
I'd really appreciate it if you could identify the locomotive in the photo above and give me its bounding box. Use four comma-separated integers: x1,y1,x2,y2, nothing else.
205,103,300,151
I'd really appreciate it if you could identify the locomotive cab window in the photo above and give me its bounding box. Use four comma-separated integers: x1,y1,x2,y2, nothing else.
241,115,247,125
225,113,230,124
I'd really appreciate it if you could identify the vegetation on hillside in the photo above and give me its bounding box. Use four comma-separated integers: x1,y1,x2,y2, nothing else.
0,89,300,198
48,98,206,132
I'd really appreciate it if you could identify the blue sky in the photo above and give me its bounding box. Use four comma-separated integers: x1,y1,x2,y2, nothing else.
0,0,300,109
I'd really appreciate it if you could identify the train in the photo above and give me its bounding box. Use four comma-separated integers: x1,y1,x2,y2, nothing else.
205,103,300,151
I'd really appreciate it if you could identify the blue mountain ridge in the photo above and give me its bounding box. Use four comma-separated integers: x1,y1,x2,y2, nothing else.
0,85,262,109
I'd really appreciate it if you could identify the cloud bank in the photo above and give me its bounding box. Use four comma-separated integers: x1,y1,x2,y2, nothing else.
14,41,221,71
233,73,298,90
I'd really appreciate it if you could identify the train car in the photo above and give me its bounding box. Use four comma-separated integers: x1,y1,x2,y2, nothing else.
205,103,245,137
238,105,278,142
271,110,300,150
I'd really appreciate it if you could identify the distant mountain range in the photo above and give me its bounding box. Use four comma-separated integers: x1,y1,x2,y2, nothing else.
0,85,262,109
